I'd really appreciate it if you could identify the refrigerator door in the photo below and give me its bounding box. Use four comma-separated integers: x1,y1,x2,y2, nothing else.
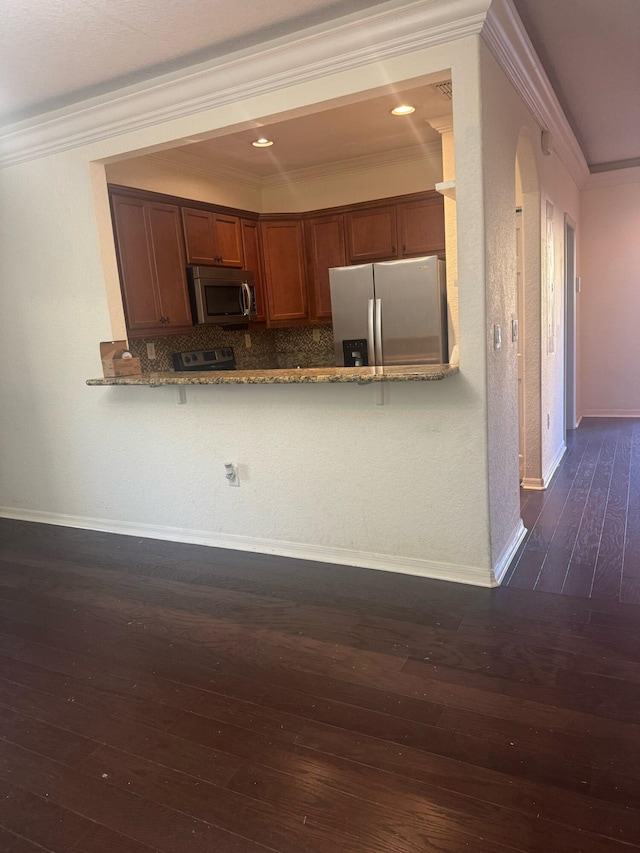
373,256,448,365
329,264,375,366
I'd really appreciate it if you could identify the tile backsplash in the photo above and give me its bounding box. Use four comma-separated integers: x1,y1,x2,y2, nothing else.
128,324,335,373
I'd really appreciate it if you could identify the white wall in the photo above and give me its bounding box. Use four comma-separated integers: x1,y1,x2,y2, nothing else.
479,41,580,565
579,168,640,416
106,147,443,214
0,36,500,585
106,156,263,210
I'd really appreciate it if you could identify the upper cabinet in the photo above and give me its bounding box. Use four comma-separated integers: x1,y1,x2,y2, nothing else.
305,214,346,322
240,219,267,323
345,205,397,263
182,208,243,267
111,194,192,336
397,194,445,257
260,219,308,324
109,186,445,335
344,192,445,264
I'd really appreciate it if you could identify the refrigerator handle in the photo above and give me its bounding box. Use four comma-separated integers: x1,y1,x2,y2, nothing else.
375,298,383,365
367,298,375,366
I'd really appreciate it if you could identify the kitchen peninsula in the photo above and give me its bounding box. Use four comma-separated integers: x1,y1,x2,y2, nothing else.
87,363,459,386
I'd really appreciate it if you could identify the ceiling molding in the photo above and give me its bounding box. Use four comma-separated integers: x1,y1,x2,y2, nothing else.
482,0,589,188
260,141,443,186
148,141,442,192
147,151,263,190
590,156,640,175
583,165,640,192
0,0,489,169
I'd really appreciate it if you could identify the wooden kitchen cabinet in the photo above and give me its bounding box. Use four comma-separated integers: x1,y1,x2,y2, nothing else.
397,194,445,257
111,194,192,336
305,214,346,322
182,207,243,267
260,219,308,324
344,204,398,263
240,219,267,323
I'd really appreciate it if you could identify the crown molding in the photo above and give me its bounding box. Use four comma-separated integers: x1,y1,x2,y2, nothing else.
590,156,640,174
0,0,490,169
147,151,263,190
147,141,442,193
427,115,454,134
260,141,443,186
482,0,589,188
583,165,640,191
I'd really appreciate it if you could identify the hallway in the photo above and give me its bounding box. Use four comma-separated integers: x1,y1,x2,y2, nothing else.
506,418,640,602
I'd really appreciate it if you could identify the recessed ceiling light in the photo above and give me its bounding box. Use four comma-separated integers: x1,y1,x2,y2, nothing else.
390,105,416,116
252,137,274,148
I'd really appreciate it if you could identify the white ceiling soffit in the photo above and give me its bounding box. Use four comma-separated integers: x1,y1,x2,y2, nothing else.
0,0,490,168
483,0,589,187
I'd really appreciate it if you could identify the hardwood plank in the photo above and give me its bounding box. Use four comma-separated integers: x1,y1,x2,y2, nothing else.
75,825,162,853
0,778,92,852
0,740,271,853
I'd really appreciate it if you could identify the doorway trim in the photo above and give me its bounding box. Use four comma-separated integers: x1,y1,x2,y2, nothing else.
564,214,578,434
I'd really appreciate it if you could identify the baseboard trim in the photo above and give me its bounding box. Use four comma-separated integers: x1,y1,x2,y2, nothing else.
0,506,496,588
492,520,527,585
580,410,640,418
521,477,545,490
542,441,566,487
521,442,566,492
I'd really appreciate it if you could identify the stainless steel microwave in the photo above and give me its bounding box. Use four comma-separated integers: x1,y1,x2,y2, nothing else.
187,265,256,325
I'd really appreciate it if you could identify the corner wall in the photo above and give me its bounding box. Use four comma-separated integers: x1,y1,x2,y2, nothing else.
479,41,580,568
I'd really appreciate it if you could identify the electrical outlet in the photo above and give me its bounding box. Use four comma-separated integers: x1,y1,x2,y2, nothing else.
312,328,321,343
146,342,156,360
224,463,239,487
244,334,252,349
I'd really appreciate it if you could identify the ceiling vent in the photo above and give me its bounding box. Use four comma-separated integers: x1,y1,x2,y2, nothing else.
434,81,453,100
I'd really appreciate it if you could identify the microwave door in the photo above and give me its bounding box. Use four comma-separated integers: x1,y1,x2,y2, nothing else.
203,282,244,320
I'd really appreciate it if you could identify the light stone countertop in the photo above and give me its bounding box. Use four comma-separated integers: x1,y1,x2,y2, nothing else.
87,364,459,386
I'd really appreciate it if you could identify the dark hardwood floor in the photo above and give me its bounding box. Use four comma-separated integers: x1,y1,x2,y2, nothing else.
506,417,640,602
2,506,640,851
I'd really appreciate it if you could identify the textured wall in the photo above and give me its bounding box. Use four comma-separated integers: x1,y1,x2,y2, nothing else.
0,38,496,584
580,170,640,416
480,43,580,565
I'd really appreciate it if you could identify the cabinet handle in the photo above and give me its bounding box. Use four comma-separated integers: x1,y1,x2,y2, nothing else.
402,245,406,253
391,246,396,255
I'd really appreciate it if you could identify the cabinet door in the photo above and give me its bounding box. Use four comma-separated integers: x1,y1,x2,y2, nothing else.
345,205,397,263
260,220,308,323
305,214,346,322
111,195,161,333
398,195,445,257
212,214,243,267
241,219,267,322
182,208,216,265
146,202,192,330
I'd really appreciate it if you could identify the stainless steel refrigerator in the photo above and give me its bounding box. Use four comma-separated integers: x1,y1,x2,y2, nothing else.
329,255,448,367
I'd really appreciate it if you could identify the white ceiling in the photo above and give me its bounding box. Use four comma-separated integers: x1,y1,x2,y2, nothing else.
159,84,450,179
0,0,392,124
0,0,637,172
512,0,640,170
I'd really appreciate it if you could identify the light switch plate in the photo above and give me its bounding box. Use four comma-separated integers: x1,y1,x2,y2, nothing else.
146,342,156,360
493,324,502,350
